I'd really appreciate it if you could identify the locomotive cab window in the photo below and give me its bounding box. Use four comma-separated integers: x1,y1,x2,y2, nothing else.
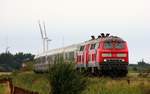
90,43,96,50
104,42,113,49
115,42,125,49
95,42,100,49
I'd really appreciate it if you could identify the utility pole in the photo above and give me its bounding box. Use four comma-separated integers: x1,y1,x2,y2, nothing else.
62,36,65,60
5,46,10,53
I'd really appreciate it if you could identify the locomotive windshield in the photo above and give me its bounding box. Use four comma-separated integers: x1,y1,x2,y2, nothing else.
104,42,113,49
104,41,125,49
115,42,125,49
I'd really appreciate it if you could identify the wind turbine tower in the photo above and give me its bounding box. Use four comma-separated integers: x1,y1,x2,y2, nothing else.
38,21,52,64
38,21,46,53
43,21,52,51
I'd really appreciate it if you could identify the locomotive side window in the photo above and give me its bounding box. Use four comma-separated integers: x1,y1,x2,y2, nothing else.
80,46,85,51
104,42,113,49
95,42,99,49
90,43,96,50
115,42,125,49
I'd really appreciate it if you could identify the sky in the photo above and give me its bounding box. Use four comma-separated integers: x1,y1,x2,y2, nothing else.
0,0,150,64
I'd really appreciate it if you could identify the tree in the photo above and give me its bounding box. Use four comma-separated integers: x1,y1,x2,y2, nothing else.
0,52,35,71
0,52,20,71
138,59,147,66
14,52,35,63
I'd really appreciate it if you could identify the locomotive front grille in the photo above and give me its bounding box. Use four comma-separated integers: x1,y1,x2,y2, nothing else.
101,59,128,70
104,59,125,63
107,59,122,62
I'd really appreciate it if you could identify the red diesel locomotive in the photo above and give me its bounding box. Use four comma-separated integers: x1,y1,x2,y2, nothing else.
76,33,128,76
34,33,129,76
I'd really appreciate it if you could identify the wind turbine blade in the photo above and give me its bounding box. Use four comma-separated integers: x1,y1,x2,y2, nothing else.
38,21,44,39
43,21,47,38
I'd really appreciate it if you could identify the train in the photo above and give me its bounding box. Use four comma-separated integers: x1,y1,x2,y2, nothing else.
34,33,129,76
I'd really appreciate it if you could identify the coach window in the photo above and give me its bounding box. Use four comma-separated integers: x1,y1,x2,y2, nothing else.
41,57,45,63
65,53,67,60
80,46,84,51
69,52,74,61
35,58,39,64
67,53,70,60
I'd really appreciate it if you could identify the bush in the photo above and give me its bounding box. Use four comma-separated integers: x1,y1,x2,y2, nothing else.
48,63,87,94
132,67,138,71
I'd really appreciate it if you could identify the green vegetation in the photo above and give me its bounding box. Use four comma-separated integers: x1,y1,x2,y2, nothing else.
0,71,149,94
47,57,87,94
128,59,150,74
0,57,149,94
82,77,150,94
0,52,34,71
48,63,87,94
12,72,50,94
0,72,11,76
0,84,6,94
10,64,87,94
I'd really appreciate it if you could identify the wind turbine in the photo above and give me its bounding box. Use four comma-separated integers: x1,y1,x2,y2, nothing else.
43,21,52,51
38,20,52,64
38,21,46,53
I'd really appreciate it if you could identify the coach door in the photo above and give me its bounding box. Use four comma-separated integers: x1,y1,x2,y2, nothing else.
77,45,85,68
83,44,90,67
88,43,99,67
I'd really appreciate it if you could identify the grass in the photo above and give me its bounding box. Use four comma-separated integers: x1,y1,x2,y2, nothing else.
12,72,150,94
81,77,147,94
0,72,11,76
12,72,50,94
0,84,5,94
0,84,7,94
0,71,149,94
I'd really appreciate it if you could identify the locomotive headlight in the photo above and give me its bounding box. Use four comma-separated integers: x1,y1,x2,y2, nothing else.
102,53,112,57
104,59,107,62
117,53,127,57
121,59,125,62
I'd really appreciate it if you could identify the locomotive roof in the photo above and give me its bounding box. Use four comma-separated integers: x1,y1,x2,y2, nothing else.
80,36,125,45
102,36,125,42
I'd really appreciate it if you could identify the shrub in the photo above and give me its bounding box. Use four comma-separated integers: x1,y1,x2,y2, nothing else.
48,62,87,94
132,67,138,72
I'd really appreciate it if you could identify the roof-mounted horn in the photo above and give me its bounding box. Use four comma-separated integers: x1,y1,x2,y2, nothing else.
106,33,110,37
101,33,105,38
98,35,101,38
91,35,95,40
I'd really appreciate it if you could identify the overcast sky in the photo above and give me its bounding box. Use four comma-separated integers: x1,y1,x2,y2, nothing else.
0,0,150,64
